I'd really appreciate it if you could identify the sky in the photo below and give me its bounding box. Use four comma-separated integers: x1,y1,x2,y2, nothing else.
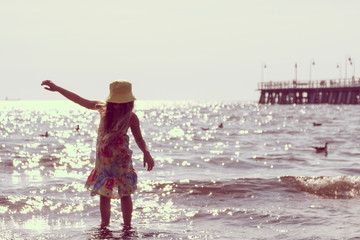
1,0,360,102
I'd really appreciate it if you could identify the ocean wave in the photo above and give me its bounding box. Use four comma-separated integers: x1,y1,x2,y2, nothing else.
139,176,360,199
140,178,286,199
280,176,360,199
0,191,87,215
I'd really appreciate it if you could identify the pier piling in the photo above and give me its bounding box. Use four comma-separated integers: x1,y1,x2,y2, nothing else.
258,79,360,104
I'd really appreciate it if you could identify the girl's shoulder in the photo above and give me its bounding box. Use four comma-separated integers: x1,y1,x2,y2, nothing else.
129,112,139,127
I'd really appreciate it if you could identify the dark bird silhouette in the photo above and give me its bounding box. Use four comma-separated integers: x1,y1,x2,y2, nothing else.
40,131,49,137
75,125,80,131
202,123,223,131
312,142,328,153
313,122,322,126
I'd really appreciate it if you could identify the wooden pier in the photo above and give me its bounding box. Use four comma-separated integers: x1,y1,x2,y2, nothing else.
258,78,360,104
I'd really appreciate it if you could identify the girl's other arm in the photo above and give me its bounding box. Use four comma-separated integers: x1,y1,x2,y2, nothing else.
130,113,154,171
41,80,103,110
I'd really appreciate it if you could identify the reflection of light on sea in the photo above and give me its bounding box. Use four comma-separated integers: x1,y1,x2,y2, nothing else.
19,215,87,235
24,169,43,182
168,127,185,138
59,201,85,214
23,216,50,231
135,196,186,224
7,195,27,204
52,168,86,180
49,182,86,194
0,206,7,214
134,179,200,225
11,171,21,185
21,196,46,214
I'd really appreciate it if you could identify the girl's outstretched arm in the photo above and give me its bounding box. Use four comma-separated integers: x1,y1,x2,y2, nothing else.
41,80,103,110
129,113,155,171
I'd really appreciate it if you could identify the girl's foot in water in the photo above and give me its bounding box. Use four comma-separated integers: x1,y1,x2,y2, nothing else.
100,221,109,228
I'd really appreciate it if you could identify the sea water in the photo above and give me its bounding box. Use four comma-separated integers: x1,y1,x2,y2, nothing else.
1,100,360,240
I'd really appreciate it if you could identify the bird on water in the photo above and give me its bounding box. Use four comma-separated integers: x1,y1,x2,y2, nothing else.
40,131,49,137
312,142,328,153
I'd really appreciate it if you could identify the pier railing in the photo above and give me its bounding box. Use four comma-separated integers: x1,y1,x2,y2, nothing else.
258,78,360,90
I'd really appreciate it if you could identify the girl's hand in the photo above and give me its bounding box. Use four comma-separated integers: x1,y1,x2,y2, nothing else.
143,152,154,171
41,80,59,92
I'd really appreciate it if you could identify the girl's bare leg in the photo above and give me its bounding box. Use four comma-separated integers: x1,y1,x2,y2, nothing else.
100,195,111,227
121,195,133,227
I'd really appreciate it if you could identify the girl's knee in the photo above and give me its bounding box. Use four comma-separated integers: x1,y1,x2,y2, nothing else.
121,195,133,210
100,195,111,206
121,195,132,202
100,195,110,200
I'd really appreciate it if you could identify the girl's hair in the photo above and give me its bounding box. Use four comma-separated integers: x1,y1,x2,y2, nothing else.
97,101,134,150
103,101,134,133
96,102,134,149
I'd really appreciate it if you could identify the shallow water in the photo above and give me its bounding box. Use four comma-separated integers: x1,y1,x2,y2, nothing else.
1,100,360,239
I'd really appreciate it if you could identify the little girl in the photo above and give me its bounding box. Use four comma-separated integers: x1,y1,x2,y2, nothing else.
41,80,155,228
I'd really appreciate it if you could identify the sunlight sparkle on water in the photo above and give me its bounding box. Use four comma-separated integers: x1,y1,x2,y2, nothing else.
168,127,185,138
23,216,50,231
11,171,21,185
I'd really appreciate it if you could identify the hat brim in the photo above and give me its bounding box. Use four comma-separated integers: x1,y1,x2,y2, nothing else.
105,93,136,104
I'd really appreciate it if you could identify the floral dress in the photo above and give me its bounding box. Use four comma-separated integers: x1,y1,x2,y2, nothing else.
85,131,137,199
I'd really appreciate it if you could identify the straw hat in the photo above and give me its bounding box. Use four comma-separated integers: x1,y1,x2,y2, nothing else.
105,80,136,103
